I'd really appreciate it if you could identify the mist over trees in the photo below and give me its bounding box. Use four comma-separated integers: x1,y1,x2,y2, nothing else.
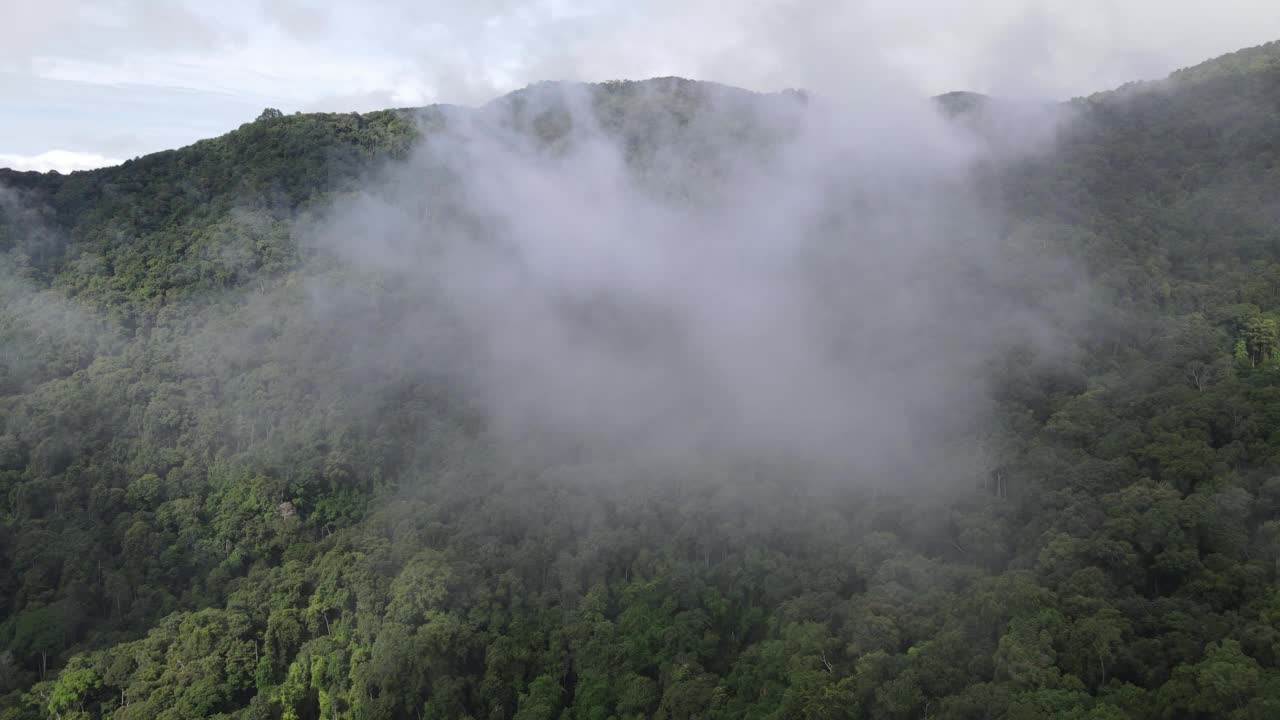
1,42,1280,720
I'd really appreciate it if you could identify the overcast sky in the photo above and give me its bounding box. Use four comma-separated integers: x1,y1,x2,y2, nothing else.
2,0,1277,172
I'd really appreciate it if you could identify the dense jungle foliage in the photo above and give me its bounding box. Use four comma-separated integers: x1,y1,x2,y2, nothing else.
3,41,1280,720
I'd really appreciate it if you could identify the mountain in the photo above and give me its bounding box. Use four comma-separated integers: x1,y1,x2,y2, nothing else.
931,90,990,116
3,44,1280,719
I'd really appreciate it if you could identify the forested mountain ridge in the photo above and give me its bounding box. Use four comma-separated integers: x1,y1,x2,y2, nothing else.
1,42,1280,720
0,107,424,309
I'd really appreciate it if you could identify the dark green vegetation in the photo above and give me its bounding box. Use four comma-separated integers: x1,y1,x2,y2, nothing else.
3,40,1280,719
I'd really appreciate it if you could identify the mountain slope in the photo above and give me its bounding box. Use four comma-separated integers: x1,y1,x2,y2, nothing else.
2,49,1280,719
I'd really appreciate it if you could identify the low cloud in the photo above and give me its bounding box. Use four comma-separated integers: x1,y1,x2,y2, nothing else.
0,150,122,173
299,80,1087,486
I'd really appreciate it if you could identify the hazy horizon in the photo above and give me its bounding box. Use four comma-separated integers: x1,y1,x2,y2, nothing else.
3,0,1279,172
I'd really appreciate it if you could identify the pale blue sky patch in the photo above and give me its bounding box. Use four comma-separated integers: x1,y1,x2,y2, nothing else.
2,72,290,163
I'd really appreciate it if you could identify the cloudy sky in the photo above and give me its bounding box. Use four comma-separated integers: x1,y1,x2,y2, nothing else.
2,0,1277,172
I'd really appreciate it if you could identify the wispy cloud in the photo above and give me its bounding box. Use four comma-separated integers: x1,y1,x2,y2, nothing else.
0,150,122,173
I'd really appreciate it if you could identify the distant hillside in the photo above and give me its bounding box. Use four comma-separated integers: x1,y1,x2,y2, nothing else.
932,90,990,116
4,44,1280,720
1171,38,1280,85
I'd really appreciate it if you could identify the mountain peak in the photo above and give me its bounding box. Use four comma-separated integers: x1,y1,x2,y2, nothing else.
932,91,991,117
